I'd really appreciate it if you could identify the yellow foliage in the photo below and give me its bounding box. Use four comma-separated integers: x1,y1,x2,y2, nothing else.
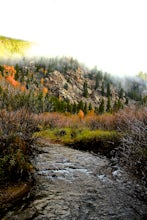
40,78,44,85
87,109,95,116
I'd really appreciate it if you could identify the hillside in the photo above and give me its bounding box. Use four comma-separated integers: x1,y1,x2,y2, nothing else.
0,35,32,58
0,36,146,113
0,56,147,114
0,58,126,112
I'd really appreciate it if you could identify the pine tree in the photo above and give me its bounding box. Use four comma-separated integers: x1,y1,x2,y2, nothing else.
97,70,103,80
99,99,104,114
113,99,123,112
101,81,105,96
64,83,68,90
83,81,88,98
106,83,111,97
119,88,124,99
88,102,93,111
67,101,72,113
94,106,99,114
0,65,4,75
78,100,84,112
112,100,118,112
125,97,129,105
106,96,111,112
117,99,123,110
61,101,67,113
14,64,19,80
83,102,88,115
95,74,99,90
72,102,77,114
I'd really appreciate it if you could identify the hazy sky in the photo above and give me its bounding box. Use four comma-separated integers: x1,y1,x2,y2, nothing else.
1,0,147,76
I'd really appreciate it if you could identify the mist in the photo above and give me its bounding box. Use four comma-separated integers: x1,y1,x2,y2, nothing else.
1,0,147,77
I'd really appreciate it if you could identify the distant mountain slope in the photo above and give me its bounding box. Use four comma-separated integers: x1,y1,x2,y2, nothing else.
0,35,32,58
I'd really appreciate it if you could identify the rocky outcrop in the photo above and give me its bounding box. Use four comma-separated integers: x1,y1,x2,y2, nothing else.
43,69,122,107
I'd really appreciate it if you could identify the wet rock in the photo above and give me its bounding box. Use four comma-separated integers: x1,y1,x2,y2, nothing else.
2,140,147,219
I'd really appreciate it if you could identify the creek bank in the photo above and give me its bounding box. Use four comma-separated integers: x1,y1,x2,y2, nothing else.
0,181,33,218
2,139,147,220
67,138,120,157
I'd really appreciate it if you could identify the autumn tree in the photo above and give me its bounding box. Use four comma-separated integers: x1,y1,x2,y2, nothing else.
78,110,84,120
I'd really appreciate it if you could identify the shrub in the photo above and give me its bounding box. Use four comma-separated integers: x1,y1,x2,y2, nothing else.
114,106,147,184
0,108,37,184
84,112,115,130
36,112,84,130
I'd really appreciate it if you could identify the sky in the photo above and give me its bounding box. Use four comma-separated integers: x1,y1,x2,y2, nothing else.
1,0,147,76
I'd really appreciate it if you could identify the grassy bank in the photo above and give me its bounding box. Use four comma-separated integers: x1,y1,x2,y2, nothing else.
35,128,121,155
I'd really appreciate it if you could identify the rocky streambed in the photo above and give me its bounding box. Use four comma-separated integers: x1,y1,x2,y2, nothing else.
2,139,147,220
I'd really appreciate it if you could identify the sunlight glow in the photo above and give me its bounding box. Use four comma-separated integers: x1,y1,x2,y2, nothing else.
1,0,147,76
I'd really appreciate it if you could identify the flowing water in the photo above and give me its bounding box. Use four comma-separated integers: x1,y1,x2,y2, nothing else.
2,140,147,220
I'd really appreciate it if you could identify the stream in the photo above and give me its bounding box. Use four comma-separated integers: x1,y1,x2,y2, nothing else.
2,139,147,220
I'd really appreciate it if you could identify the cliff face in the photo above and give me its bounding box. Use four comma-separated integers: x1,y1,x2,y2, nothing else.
42,68,124,107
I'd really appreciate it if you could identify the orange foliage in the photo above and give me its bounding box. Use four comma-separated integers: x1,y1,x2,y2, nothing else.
6,75,20,87
2,65,27,91
78,110,84,120
3,65,19,87
3,65,16,78
20,85,26,92
42,87,48,95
